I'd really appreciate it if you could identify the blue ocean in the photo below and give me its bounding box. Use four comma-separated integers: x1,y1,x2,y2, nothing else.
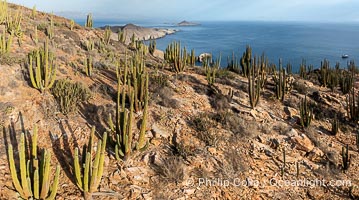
87,20,359,72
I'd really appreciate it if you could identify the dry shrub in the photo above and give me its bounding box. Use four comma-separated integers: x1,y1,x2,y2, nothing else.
216,145,248,180
190,113,219,147
51,79,91,114
152,156,185,184
151,86,181,109
293,81,308,94
211,111,260,139
210,93,231,111
149,72,169,90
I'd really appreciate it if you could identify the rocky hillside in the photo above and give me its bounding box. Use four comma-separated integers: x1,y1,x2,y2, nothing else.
0,2,358,200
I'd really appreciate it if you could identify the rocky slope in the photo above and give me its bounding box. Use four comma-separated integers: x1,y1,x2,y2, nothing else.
0,2,358,200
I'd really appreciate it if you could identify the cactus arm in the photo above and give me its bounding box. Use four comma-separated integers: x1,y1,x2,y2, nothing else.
8,145,26,199
28,55,38,89
137,75,148,150
32,125,38,158
27,177,33,197
44,40,49,87
108,114,115,132
115,145,121,160
19,133,31,198
97,132,107,182
36,50,42,89
47,68,56,90
89,141,102,192
45,165,60,200
74,148,83,190
88,127,95,175
83,152,91,193
40,150,51,199
34,169,39,199
88,127,95,154
127,90,134,156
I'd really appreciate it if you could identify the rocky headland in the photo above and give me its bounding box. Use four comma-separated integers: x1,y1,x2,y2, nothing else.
101,23,176,43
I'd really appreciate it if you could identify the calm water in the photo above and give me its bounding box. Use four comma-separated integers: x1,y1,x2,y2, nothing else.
89,20,359,72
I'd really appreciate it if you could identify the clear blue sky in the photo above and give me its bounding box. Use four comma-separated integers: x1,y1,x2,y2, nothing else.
8,0,359,22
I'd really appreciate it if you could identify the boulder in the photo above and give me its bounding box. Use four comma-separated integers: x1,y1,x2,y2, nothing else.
285,128,299,137
198,53,211,62
290,134,314,152
151,123,170,139
284,106,298,118
307,147,324,162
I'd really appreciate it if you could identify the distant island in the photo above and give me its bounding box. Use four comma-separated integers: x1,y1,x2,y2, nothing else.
177,20,200,26
100,23,177,43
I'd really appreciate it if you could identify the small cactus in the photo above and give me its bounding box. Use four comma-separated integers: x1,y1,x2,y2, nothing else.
347,88,359,122
227,52,240,73
85,13,93,28
27,39,57,93
46,15,54,40
286,62,292,75
331,116,339,135
31,25,38,45
70,19,75,30
0,0,8,25
240,45,252,77
103,26,111,45
7,126,60,200
31,5,36,19
296,161,300,178
300,95,312,128
84,55,93,77
247,59,260,109
85,39,94,51
327,68,338,92
273,59,287,101
342,144,351,171
339,71,353,95
0,28,13,55
74,127,107,199
6,9,22,37
189,49,196,67
148,37,156,55
281,148,286,178
164,41,189,73
299,59,307,79
319,59,330,87
108,57,149,160
205,54,221,86
117,29,126,43
129,33,136,49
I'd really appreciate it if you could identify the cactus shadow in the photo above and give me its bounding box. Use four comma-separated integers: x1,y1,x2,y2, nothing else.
318,125,335,136
50,121,78,186
78,103,108,140
3,113,27,159
2,114,38,174
92,80,116,102
21,64,36,89
99,68,118,84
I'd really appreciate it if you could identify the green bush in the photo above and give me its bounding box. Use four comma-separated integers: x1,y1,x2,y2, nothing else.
51,79,91,114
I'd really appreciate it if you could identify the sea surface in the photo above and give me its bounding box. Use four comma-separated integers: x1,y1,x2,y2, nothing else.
87,20,359,72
